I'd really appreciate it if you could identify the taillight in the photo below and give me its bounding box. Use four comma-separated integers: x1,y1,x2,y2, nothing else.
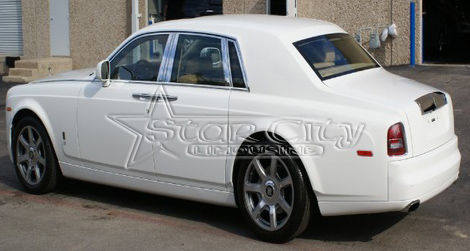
388,122,406,156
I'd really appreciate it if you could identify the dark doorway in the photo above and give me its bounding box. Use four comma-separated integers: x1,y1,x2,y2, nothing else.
148,0,222,23
423,0,470,63
269,0,287,16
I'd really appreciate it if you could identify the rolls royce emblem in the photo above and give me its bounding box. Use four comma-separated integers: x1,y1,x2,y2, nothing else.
266,186,274,197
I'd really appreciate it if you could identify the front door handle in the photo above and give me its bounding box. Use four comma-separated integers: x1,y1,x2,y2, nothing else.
156,95,178,102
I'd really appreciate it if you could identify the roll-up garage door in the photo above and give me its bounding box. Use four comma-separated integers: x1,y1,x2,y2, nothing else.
0,0,23,55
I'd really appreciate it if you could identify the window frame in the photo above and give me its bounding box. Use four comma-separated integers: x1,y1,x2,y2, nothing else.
227,39,248,90
164,33,230,87
161,32,249,91
106,31,249,91
294,33,380,81
108,32,173,85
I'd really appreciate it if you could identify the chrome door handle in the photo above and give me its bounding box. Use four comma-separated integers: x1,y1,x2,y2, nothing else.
132,93,152,100
133,93,178,102
156,95,178,102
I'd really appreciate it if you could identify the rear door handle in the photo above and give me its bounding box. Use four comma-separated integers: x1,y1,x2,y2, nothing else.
132,93,152,100
133,93,178,102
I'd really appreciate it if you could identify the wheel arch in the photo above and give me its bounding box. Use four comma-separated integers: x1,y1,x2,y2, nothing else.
10,104,60,166
230,130,320,211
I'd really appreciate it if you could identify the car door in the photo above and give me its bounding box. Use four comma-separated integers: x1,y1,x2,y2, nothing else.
150,33,231,190
76,33,170,179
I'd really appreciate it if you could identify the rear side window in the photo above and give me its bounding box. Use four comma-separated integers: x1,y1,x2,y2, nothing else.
294,33,379,80
228,41,246,88
170,34,228,86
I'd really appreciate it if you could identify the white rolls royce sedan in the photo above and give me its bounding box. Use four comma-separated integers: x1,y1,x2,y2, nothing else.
5,15,460,243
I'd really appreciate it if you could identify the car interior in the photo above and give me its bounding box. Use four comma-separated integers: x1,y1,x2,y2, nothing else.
171,36,227,86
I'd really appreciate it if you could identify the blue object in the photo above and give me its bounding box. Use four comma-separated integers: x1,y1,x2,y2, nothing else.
410,1,416,67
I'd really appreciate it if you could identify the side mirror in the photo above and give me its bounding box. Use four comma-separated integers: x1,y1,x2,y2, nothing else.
96,60,111,87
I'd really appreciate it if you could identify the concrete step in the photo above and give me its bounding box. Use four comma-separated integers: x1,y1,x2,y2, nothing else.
15,60,38,69
3,57,73,83
9,68,38,77
2,75,33,84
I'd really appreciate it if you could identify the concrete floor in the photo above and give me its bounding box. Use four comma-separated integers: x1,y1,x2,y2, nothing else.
0,66,469,250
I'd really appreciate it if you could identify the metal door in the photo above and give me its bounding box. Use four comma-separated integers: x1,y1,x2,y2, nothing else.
0,0,23,55
50,0,70,56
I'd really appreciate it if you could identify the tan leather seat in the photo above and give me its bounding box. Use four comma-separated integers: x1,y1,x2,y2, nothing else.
179,57,213,84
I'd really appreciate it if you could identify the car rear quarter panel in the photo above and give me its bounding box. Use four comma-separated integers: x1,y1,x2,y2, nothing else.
227,31,407,202
228,88,404,202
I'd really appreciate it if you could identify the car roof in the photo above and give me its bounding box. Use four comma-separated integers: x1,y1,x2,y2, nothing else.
137,14,347,43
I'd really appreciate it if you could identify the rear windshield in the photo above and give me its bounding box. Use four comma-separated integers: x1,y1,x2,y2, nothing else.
294,33,379,80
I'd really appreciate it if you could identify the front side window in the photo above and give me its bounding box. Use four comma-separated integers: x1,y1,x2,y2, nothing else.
294,33,379,80
110,34,169,81
170,34,228,86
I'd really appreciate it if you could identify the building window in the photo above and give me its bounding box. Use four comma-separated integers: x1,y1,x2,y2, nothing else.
148,0,223,24
267,0,297,17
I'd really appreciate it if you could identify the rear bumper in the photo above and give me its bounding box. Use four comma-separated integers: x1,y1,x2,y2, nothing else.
318,135,460,216
388,135,460,202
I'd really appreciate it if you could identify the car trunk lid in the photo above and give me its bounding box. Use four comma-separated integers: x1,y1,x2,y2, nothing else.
324,68,454,157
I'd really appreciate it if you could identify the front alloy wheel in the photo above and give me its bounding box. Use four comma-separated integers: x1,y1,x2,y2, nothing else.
13,116,60,194
16,125,46,186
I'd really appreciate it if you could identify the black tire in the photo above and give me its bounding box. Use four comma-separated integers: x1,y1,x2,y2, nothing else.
12,116,60,194
236,141,311,243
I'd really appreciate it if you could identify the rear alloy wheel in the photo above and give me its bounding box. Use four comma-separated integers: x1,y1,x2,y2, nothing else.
237,144,311,243
13,116,60,194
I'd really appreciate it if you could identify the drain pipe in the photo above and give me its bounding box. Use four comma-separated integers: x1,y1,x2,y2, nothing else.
131,0,140,34
410,1,416,67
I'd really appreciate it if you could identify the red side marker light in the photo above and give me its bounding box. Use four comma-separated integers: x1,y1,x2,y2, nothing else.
357,150,373,157
6,107,12,112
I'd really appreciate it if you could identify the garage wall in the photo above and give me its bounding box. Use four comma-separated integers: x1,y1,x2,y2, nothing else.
22,0,51,59
224,0,266,14
21,0,148,69
69,0,129,69
70,0,149,69
224,0,422,66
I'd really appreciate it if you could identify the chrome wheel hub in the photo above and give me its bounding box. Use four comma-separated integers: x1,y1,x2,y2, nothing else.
28,147,37,162
265,180,275,197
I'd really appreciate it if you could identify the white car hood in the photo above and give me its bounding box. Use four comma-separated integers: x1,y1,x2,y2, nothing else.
32,68,96,83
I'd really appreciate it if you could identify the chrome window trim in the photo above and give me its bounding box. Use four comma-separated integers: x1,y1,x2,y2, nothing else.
98,78,244,91
158,81,234,90
221,38,232,87
93,74,249,92
159,33,178,82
